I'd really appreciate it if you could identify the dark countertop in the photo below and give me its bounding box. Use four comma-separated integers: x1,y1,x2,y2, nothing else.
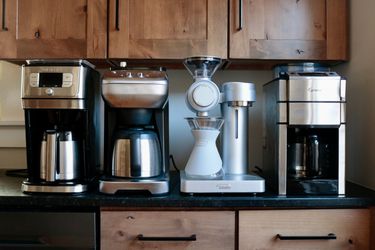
0,170,374,210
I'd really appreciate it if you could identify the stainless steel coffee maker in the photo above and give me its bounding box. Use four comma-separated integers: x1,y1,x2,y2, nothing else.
21,60,102,193
99,66,169,195
263,69,346,195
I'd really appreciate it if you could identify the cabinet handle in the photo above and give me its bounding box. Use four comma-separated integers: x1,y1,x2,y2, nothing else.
1,0,8,31
238,0,243,30
136,234,197,242
277,233,337,240
115,0,120,31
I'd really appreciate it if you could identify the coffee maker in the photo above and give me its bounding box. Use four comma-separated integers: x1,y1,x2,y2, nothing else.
21,60,102,193
99,66,169,195
180,56,265,194
263,69,346,195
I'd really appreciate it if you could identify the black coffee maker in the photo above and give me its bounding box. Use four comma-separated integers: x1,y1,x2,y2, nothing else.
21,60,102,193
99,67,169,195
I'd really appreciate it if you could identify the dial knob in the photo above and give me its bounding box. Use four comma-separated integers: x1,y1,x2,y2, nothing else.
192,85,215,107
186,79,220,114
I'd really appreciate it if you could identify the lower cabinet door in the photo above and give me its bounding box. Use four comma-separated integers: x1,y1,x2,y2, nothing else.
239,209,370,250
101,211,235,250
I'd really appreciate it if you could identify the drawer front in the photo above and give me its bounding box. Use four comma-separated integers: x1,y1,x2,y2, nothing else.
239,209,370,250
101,211,235,250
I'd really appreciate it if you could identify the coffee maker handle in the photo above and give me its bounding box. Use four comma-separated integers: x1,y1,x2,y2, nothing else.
45,132,58,182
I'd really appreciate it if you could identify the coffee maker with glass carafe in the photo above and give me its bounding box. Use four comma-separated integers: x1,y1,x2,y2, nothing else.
180,56,265,194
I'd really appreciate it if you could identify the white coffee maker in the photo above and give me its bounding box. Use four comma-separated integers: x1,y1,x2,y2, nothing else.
180,56,265,194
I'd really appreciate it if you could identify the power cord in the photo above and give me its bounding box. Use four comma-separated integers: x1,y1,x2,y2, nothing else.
5,169,28,178
169,155,180,172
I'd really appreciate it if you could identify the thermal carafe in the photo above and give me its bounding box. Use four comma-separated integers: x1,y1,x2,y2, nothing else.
112,128,162,178
263,70,346,195
40,130,79,182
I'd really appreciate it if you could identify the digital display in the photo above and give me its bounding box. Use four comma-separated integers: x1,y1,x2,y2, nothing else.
39,73,63,87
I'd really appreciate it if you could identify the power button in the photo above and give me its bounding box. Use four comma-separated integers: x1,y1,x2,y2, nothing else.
45,88,54,96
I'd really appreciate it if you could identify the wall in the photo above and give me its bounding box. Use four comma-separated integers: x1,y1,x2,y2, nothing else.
334,0,375,190
0,61,26,169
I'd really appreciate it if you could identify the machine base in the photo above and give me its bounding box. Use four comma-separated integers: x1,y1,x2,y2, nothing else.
180,171,265,194
22,180,88,193
99,176,169,195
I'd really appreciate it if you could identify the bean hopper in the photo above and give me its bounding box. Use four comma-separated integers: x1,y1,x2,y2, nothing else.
180,56,265,194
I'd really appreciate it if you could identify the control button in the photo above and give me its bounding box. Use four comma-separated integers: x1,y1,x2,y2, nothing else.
62,81,73,87
63,73,73,82
45,88,54,96
126,72,133,78
29,81,38,87
29,73,39,87
137,72,144,78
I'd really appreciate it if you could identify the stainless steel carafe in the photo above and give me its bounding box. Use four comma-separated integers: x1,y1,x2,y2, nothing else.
40,130,79,182
112,129,162,178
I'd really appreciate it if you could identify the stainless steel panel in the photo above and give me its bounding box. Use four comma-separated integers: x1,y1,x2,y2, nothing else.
99,177,169,195
341,102,346,123
112,139,131,177
58,140,79,180
340,79,346,101
22,66,86,99
22,183,88,193
288,76,342,101
278,79,287,101
101,82,168,108
338,125,346,195
45,132,57,182
222,105,248,175
278,125,287,196
288,103,341,125
278,103,287,123
22,99,86,109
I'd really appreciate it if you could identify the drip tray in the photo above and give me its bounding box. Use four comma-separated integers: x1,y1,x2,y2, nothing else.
21,181,88,193
180,171,265,194
99,176,169,195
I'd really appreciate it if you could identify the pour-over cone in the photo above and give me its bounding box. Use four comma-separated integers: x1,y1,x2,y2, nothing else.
183,56,222,79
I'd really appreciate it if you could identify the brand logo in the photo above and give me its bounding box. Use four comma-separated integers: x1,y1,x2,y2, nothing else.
307,87,322,93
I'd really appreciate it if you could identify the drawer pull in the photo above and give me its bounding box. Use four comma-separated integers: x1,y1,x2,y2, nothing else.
277,233,337,240
136,234,197,242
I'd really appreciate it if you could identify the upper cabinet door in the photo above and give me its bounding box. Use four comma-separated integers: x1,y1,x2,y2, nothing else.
108,0,228,59
229,0,348,60
0,0,107,59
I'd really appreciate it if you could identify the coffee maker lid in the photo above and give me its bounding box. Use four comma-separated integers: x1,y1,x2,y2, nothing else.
25,59,95,69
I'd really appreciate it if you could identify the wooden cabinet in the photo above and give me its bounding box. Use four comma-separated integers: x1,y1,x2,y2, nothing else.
101,211,235,250
108,0,228,59
0,0,106,59
229,0,348,60
239,209,371,250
